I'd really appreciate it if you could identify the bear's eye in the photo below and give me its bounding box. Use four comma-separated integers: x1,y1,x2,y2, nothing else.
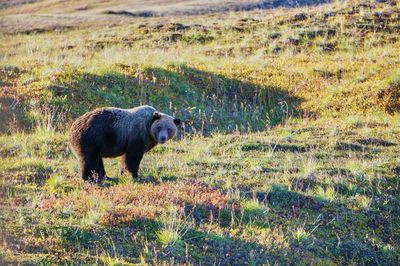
157,126,162,131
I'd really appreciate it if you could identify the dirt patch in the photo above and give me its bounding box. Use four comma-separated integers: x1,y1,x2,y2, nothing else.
19,25,74,35
104,10,156,17
377,84,400,114
0,0,43,9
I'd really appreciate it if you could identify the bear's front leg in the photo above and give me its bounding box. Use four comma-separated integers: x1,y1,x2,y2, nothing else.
120,155,128,175
80,147,106,182
125,141,145,179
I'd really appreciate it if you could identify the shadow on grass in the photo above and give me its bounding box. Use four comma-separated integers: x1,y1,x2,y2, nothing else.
241,142,310,153
100,174,179,187
356,138,397,147
335,142,372,152
238,183,399,264
44,64,304,135
36,218,290,265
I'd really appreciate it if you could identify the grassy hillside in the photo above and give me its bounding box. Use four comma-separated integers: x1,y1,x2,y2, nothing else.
0,0,331,34
0,0,330,15
1,0,399,133
0,0,399,264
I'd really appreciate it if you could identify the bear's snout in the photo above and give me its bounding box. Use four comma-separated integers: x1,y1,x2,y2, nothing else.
159,135,167,144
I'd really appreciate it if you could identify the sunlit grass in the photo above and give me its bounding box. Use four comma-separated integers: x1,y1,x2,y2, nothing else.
293,226,310,243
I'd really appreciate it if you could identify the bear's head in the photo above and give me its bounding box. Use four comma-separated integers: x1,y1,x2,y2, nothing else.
150,112,181,144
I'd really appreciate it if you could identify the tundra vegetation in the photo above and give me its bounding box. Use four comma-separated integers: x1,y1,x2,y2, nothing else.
0,0,399,264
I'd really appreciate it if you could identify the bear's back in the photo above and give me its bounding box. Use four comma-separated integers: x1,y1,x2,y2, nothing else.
110,105,155,142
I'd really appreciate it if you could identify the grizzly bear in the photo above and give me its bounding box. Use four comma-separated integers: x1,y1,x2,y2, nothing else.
69,105,181,181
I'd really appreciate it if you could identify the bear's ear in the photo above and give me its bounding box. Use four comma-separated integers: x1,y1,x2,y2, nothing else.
173,118,181,126
153,112,161,121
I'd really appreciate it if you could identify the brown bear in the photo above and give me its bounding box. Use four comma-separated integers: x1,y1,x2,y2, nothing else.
69,105,181,181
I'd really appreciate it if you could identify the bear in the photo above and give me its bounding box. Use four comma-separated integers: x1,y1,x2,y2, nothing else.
69,105,181,181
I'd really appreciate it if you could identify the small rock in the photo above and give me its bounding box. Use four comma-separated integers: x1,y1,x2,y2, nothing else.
272,46,282,54
318,42,336,52
285,37,300,46
293,13,308,21
252,166,263,174
269,32,281,39
3,66,19,73
323,11,337,18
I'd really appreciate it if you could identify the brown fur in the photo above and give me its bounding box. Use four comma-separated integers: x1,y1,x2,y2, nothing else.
69,105,180,181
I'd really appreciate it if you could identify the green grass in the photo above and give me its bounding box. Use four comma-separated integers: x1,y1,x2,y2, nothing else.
1,0,400,264
1,116,399,264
